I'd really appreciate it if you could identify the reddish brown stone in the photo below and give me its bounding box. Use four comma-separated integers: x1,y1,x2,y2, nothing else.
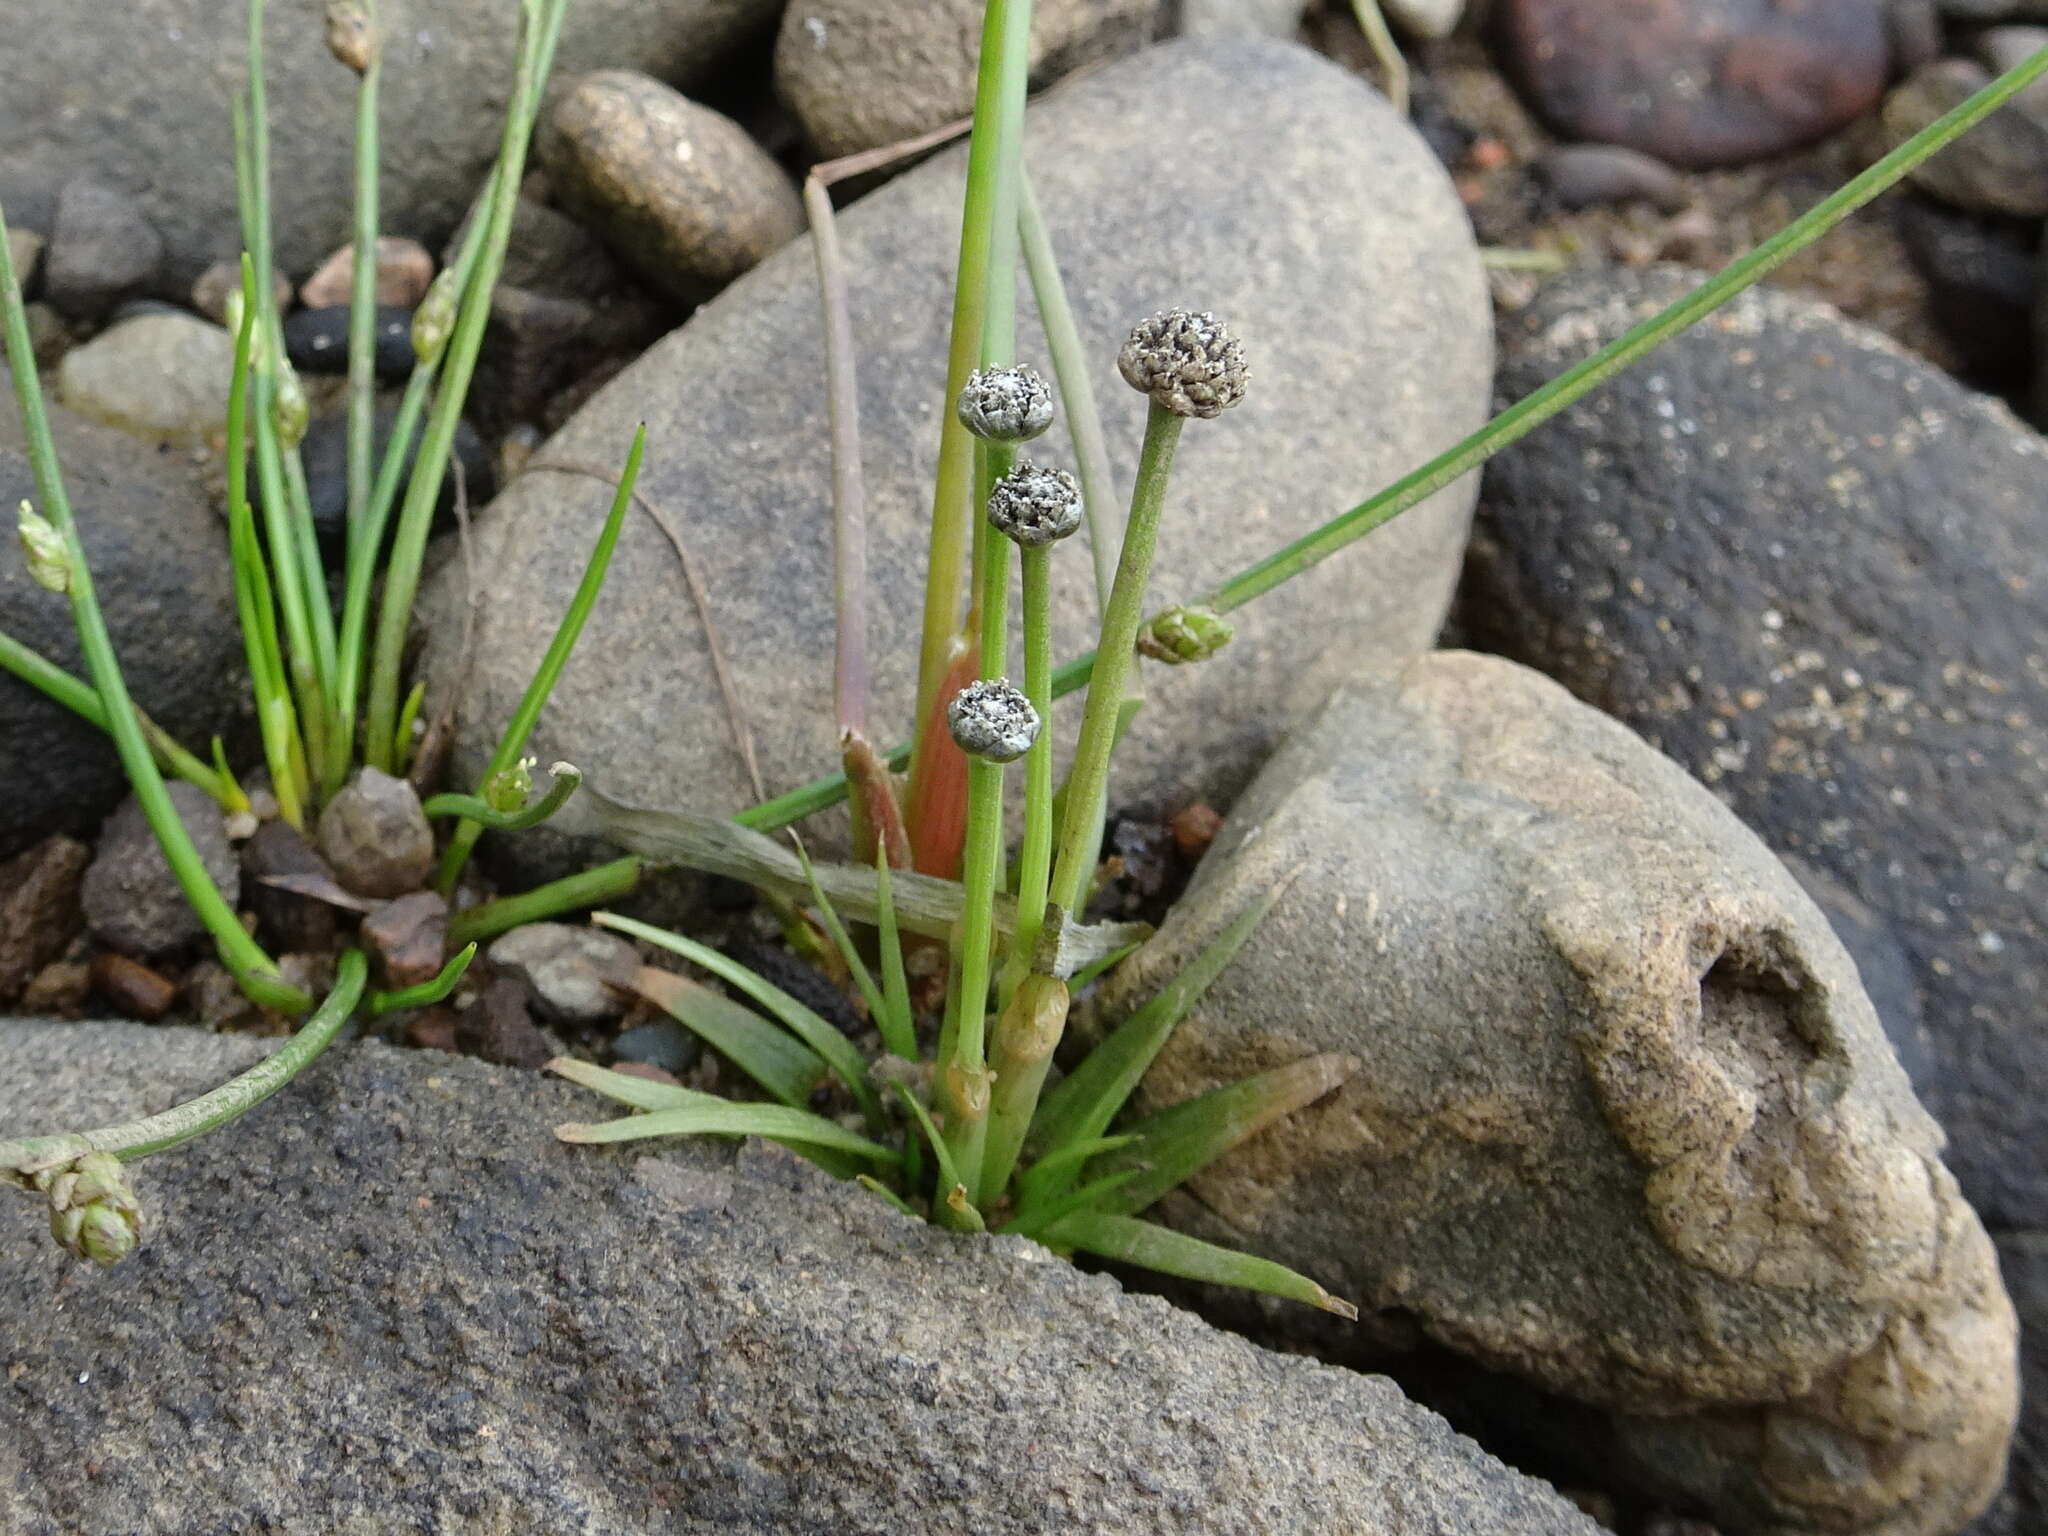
359,891,449,992
1168,803,1225,861
1494,0,1891,169
89,951,177,1021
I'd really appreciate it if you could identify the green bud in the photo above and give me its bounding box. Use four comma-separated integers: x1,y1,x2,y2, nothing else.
1137,605,1234,665
413,269,459,365
272,363,310,450
325,0,380,74
17,502,71,594
37,1151,142,1266
483,756,535,815
224,288,247,342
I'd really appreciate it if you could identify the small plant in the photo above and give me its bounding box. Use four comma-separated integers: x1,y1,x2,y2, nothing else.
0,0,642,1251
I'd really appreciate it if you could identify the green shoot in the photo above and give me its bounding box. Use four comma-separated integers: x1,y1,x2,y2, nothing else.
555,1099,900,1167
629,965,832,1110
445,856,644,949
1042,1210,1357,1319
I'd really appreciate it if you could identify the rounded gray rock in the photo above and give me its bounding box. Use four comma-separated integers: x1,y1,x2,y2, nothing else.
539,71,804,308
316,767,434,899
486,920,639,1025
80,782,239,958
42,177,162,322
55,309,234,443
0,0,785,292
1097,652,2018,1536
0,1021,1604,1535
427,39,1492,887
774,0,1160,158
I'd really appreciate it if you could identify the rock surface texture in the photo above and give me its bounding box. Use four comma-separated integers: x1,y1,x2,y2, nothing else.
0,1022,1603,1536
1457,268,2048,1236
0,405,242,859
1097,653,2018,1536
0,0,783,290
775,0,1161,158
428,39,1493,884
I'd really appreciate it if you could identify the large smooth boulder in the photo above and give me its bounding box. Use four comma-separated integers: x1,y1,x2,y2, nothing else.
0,1021,1602,1535
0,402,243,860
426,39,1492,883
1457,267,2048,1234
0,0,782,291
1096,653,2018,1536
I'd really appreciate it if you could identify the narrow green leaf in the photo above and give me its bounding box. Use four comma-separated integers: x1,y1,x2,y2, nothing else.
887,1082,984,1233
600,912,879,1123
554,1102,899,1165
1042,1210,1356,1318
998,1168,1142,1238
632,966,829,1111
856,1174,918,1218
1013,1132,1140,1212
794,840,892,1052
1088,1053,1357,1219
1029,878,1293,1160
545,1056,699,1112
873,845,916,1060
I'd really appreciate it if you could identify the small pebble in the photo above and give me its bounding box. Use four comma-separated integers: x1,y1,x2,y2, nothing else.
1538,144,1690,213
487,923,639,1026
1885,58,2048,216
455,976,554,1069
43,177,162,322
612,1018,701,1076
81,784,239,958
1168,803,1224,860
0,834,89,1004
299,235,435,310
240,818,345,954
186,960,268,1034
317,768,435,900
88,951,177,1021
283,304,417,379
24,957,92,1014
360,890,449,992
406,1009,461,1053
56,311,236,443
190,260,291,326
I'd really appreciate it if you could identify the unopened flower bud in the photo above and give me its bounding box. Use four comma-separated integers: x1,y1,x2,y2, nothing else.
223,288,248,341
956,366,1055,443
1137,605,1234,664
37,1151,142,1266
986,459,1083,549
483,756,535,814
272,363,310,450
413,269,459,365
325,0,381,74
18,502,71,594
947,678,1040,764
1118,309,1248,419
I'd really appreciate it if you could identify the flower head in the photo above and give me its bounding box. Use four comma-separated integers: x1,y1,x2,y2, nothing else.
37,1151,142,1266
986,459,1082,548
947,678,1041,763
1137,605,1235,664
1118,309,1248,419
956,366,1055,443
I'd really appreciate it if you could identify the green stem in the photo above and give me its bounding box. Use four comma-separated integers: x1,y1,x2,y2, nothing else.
1046,405,1182,919
344,0,383,616
1018,173,1117,613
0,210,308,1016
1001,544,1055,994
434,425,645,891
733,43,2048,838
421,762,581,830
364,0,567,772
0,952,365,1180
908,0,1034,791
445,857,644,949
367,941,476,1016
1348,0,1410,116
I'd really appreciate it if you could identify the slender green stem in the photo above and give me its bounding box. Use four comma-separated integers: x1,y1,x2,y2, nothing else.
734,44,2048,839
1,210,307,1016
421,762,581,830
1002,545,1055,995
1047,405,1182,919
344,0,383,613
805,175,872,739
435,425,645,891
1018,173,1116,613
1348,0,1410,116
364,0,568,771
445,856,644,949
367,941,475,1016
0,952,366,1182
908,0,1034,790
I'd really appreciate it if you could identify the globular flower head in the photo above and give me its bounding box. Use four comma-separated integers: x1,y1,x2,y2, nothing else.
413,269,459,366
1137,605,1235,664
38,1151,142,1267
483,756,537,815
956,366,1055,443
18,502,71,594
947,678,1041,763
986,459,1082,548
1117,309,1247,419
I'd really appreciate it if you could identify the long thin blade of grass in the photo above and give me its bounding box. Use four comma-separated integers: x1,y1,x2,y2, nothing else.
546,1055,700,1111
605,919,876,1122
555,1101,899,1165
630,965,830,1110
1041,1209,1357,1318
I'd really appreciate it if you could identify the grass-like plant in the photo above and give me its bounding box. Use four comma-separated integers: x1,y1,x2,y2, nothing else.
0,0,645,1257
3,0,2040,1281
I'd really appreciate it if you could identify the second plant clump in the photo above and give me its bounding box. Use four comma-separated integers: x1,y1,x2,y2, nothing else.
554,313,1361,1317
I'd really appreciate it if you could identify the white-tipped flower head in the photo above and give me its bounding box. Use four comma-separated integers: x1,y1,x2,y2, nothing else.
947,678,1041,763
1117,309,1248,419
986,459,1082,548
956,366,1055,443
18,502,71,594
37,1151,142,1267
1137,605,1235,664
272,361,310,451
483,755,537,815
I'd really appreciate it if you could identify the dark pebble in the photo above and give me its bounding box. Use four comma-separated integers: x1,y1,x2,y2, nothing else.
0,834,89,1004
240,819,344,954
359,890,448,992
1537,144,1691,213
612,1018,701,1076
1494,0,1891,169
455,976,554,1069
283,304,417,379
1895,196,2039,392
294,404,495,553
